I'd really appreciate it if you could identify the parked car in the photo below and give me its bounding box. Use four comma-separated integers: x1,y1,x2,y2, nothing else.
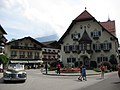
3,64,27,83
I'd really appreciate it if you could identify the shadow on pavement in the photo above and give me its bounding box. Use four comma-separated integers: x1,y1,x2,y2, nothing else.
113,81,120,84
0,77,25,84
0,77,4,84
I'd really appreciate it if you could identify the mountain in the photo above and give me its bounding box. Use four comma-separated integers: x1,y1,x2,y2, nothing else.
35,34,59,42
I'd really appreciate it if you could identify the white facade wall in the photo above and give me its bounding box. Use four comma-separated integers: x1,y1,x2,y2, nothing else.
60,20,119,67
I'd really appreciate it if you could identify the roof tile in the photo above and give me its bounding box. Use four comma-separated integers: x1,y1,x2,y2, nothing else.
100,20,115,32
74,10,94,21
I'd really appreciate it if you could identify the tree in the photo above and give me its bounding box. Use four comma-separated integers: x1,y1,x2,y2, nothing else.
109,54,117,64
109,54,118,71
101,61,112,70
90,61,97,68
0,54,9,69
0,54,8,64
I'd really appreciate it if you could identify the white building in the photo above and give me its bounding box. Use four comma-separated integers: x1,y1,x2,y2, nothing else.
58,10,119,68
4,36,43,69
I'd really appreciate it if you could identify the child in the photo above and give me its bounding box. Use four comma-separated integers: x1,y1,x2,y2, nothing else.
78,66,82,81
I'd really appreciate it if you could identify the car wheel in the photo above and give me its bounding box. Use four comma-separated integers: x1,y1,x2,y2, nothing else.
4,80,8,83
21,80,26,83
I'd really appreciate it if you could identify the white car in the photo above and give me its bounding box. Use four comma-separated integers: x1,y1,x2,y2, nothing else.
3,64,27,83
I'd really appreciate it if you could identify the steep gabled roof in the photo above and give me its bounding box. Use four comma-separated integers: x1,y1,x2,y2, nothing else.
58,10,96,43
79,30,92,43
74,10,95,21
100,20,115,33
42,41,56,46
7,36,45,47
58,10,118,44
0,25,7,34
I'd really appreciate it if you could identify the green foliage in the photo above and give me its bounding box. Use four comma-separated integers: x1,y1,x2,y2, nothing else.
90,61,97,68
109,54,117,65
0,54,8,64
93,68,110,73
93,68,101,72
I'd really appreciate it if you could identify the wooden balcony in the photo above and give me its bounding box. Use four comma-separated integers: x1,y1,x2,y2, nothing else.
11,46,41,50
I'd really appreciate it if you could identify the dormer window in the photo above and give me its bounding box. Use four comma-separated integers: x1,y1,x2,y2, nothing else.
80,25,83,29
87,24,91,28
91,29,101,39
71,32,80,40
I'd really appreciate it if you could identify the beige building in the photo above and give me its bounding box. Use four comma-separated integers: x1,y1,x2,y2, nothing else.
0,25,7,71
58,10,119,68
4,36,44,69
0,25,7,53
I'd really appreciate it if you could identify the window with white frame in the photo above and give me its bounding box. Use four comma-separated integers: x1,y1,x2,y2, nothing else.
91,29,101,38
67,57,76,63
101,41,112,51
64,44,70,53
11,51,17,57
19,51,25,58
97,56,108,63
93,42,101,51
35,52,39,59
71,43,78,52
27,51,33,58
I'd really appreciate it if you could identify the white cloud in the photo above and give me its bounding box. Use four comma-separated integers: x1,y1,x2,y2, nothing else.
0,0,120,41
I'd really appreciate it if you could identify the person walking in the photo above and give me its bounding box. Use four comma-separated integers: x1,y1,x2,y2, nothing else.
81,66,87,81
57,63,61,74
117,64,120,78
45,62,48,74
78,65,87,81
78,66,82,81
100,64,105,79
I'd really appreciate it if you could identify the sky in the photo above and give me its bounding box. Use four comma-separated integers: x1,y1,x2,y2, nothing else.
0,0,120,42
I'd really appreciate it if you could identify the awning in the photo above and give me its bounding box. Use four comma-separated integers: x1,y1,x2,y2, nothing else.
10,60,43,64
10,60,28,63
28,60,43,63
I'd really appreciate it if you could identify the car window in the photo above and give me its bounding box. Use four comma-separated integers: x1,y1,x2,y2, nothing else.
7,64,24,70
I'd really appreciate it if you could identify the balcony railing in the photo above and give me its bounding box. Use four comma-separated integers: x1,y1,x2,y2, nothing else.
42,51,58,54
11,46,41,50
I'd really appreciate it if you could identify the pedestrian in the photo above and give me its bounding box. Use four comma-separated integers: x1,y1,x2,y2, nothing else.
117,64,120,78
100,64,105,79
45,62,48,74
79,65,87,81
57,63,61,74
78,66,82,81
